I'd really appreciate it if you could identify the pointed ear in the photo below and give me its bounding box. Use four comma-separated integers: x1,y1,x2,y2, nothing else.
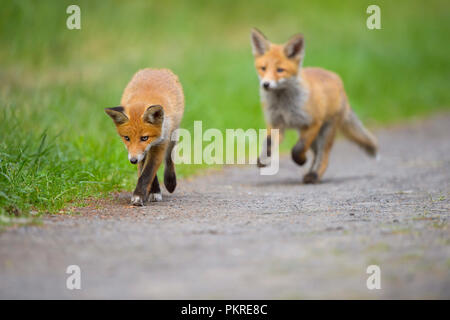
284,33,305,60
105,106,129,125
143,105,164,125
250,28,270,56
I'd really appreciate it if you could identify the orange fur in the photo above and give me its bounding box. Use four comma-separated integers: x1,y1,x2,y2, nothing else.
105,68,184,205
252,29,378,183
118,69,184,160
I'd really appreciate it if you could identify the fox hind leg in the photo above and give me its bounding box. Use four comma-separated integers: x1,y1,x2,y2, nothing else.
164,140,177,193
303,121,336,184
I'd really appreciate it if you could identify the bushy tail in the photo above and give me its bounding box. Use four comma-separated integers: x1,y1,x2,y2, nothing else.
340,109,378,157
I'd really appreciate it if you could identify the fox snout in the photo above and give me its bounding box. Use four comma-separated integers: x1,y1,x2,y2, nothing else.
261,78,285,91
128,152,145,165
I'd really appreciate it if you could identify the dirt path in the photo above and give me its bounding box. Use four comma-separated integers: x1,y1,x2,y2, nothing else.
1,115,449,299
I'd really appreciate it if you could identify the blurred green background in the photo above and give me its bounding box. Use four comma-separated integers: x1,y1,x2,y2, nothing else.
0,0,449,221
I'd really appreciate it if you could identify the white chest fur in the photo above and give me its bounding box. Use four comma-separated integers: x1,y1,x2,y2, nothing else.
261,79,311,129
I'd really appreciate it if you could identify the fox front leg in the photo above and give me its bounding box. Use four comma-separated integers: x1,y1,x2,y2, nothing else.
148,175,162,202
257,135,271,168
135,154,161,201
131,144,165,206
291,122,322,166
257,127,284,167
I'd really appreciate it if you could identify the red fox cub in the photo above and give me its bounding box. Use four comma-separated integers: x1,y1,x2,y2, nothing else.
105,68,184,206
251,29,378,183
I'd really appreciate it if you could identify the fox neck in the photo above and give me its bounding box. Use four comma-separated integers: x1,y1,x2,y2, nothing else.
261,70,311,128
261,71,309,107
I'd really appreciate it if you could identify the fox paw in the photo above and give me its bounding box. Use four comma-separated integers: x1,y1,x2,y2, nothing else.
292,154,307,166
131,194,144,206
291,144,307,166
164,170,177,193
303,172,319,184
257,157,269,168
148,192,162,202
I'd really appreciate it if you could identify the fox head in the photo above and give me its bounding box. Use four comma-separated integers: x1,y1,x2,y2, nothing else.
250,28,305,91
105,104,164,164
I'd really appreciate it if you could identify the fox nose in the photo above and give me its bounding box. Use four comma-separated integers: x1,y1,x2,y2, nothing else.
130,157,138,164
263,82,270,90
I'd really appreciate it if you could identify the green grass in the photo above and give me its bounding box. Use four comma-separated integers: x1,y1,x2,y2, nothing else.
0,0,449,223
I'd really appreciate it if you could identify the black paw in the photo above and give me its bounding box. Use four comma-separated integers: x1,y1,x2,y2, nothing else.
164,170,177,193
257,157,268,168
291,142,307,166
303,172,319,184
131,194,145,206
364,145,378,158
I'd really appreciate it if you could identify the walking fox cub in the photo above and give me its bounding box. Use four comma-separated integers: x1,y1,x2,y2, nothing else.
105,68,184,206
251,29,378,183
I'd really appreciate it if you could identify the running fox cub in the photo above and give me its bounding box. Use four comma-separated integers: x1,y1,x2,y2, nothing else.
251,29,378,183
105,68,184,206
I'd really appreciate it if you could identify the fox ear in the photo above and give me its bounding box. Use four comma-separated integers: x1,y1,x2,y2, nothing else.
251,28,270,56
284,34,305,60
105,106,129,125
143,105,164,125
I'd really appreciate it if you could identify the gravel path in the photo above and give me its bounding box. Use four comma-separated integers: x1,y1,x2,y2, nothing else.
1,115,449,299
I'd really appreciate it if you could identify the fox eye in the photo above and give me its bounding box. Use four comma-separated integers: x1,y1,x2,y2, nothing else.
261,66,266,71
140,136,149,142
124,136,130,141
277,68,285,73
